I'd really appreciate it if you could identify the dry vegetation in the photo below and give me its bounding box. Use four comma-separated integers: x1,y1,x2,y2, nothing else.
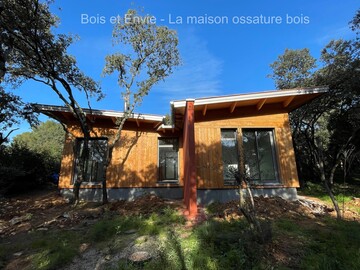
0,187,359,269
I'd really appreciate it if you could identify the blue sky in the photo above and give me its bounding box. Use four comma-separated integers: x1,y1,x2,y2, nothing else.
10,0,359,136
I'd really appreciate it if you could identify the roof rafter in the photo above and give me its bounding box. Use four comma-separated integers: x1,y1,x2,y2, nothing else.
256,98,267,111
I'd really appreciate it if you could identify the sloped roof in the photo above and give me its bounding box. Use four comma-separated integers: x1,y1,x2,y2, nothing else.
171,87,328,115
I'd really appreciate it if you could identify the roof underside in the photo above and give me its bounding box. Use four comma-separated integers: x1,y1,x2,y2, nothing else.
35,87,327,131
34,104,165,128
171,87,328,115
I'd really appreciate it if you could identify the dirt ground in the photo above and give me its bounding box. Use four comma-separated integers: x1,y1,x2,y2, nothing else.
0,188,359,269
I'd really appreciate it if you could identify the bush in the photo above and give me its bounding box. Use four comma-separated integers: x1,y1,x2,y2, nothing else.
0,144,59,195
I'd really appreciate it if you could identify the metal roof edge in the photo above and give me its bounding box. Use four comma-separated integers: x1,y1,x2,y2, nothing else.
171,87,328,108
33,104,165,122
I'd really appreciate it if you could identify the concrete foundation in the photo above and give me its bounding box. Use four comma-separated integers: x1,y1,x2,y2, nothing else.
60,187,297,204
197,187,298,205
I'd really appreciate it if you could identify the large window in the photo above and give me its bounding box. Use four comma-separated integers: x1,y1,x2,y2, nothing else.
72,138,108,184
242,129,279,183
158,138,179,182
221,129,239,185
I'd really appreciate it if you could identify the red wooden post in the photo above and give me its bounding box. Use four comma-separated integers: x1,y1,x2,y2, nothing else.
183,99,197,217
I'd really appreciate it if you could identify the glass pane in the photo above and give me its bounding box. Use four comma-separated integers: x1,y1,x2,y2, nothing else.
73,139,107,184
257,131,276,181
159,138,178,148
221,129,236,139
242,131,260,180
158,138,178,181
221,129,238,181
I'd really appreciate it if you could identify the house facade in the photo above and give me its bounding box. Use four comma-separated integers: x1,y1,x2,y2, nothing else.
37,87,327,216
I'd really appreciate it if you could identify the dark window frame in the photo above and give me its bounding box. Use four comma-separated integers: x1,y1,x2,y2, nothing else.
72,138,108,185
158,137,179,183
242,128,280,184
221,128,239,186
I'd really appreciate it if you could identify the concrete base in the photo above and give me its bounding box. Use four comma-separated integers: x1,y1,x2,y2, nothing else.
197,188,298,205
60,187,183,202
60,187,297,204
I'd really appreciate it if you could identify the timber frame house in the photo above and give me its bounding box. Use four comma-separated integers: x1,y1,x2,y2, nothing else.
37,87,327,216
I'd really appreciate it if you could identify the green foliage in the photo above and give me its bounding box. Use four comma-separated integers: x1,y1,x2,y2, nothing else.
0,121,64,195
13,120,65,163
299,182,360,214
0,87,36,145
103,9,180,106
269,10,360,192
0,144,57,195
268,48,317,89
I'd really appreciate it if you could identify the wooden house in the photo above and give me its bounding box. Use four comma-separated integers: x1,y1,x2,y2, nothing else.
37,87,327,216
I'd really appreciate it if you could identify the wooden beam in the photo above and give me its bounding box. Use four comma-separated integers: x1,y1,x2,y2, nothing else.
153,122,162,129
256,98,267,111
135,119,140,127
229,102,237,113
283,96,295,108
202,104,207,116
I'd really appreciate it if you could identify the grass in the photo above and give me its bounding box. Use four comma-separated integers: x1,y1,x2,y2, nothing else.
302,218,360,270
2,193,360,270
299,182,360,215
272,216,360,270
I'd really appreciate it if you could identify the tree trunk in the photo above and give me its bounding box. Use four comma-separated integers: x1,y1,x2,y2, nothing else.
318,159,341,219
73,137,89,205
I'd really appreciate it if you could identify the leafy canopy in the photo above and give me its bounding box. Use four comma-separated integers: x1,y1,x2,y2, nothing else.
103,9,180,110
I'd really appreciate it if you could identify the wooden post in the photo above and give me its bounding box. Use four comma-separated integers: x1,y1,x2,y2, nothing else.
183,99,197,217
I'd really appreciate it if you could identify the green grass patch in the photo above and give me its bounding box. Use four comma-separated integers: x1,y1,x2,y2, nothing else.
154,219,255,270
301,218,360,270
299,182,360,212
29,230,82,270
88,206,185,243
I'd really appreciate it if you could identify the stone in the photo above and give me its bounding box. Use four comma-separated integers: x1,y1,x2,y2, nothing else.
128,251,152,264
13,252,23,257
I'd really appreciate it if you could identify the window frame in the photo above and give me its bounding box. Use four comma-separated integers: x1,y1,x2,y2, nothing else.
157,137,179,183
72,137,108,185
220,128,240,186
242,128,280,185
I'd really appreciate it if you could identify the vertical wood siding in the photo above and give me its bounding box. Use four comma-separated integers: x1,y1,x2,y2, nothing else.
58,125,183,189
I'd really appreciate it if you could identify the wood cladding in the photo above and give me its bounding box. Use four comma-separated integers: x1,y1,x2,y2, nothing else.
59,126,184,189
59,108,299,190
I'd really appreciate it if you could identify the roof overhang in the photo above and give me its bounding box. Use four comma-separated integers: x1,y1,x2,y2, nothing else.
34,104,164,128
171,87,328,115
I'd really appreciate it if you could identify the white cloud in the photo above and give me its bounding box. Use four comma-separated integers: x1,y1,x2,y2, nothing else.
155,29,223,100
316,26,355,45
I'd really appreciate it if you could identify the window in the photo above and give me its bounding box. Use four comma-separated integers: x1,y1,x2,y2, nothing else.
72,138,108,184
158,138,179,182
221,129,239,185
242,129,279,183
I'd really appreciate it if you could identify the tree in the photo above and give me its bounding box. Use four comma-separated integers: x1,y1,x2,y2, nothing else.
100,9,180,203
268,11,360,219
268,48,317,89
0,121,65,195
0,0,103,203
12,120,65,167
0,87,35,145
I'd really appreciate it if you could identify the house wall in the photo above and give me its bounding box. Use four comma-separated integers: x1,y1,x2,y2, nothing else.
58,105,299,202
58,122,184,190
193,106,299,189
